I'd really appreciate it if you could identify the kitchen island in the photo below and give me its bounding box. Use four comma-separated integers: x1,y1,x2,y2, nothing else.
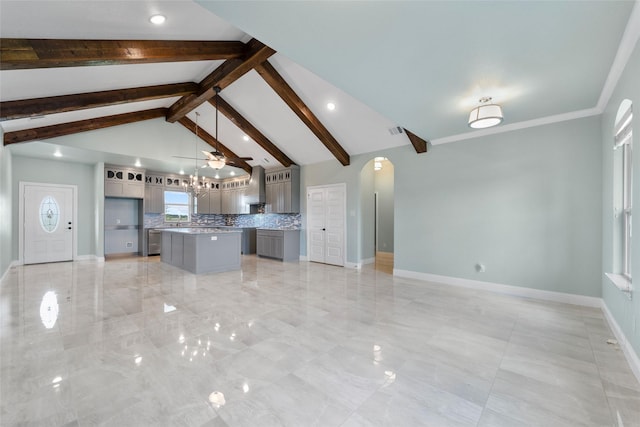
161,228,241,274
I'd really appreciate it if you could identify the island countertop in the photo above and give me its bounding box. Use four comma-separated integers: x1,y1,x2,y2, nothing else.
161,227,242,234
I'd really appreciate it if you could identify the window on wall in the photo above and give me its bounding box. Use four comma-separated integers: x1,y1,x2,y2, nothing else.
164,190,190,223
610,100,633,293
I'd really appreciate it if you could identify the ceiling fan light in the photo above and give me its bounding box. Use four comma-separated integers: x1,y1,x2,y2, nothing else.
468,99,503,129
208,159,225,170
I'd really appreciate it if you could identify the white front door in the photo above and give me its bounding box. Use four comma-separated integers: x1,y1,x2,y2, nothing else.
23,184,74,264
307,184,346,266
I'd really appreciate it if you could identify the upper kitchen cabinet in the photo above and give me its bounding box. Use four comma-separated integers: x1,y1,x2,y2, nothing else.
144,173,164,214
265,166,300,213
105,165,145,199
196,181,221,214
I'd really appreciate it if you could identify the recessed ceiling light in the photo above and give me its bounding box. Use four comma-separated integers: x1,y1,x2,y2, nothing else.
326,102,336,111
179,169,184,175
215,174,220,179
243,135,250,141
54,151,62,157
149,14,166,25
135,160,141,167
230,171,235,176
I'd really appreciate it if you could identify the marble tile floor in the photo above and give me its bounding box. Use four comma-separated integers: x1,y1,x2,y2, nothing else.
1,256,639,427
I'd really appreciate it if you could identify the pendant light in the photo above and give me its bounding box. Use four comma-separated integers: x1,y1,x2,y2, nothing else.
183,112,209,197
468,96,503,129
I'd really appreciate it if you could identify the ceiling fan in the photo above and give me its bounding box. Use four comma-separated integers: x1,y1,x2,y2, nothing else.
173,86,252,170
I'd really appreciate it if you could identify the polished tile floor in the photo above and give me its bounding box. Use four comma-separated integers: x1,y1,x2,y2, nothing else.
1,256,639,426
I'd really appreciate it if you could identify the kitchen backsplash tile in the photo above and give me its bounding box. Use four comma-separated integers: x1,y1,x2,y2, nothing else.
144,213,301,229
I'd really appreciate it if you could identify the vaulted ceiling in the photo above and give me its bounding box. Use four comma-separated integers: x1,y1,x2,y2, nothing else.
1,0,637,178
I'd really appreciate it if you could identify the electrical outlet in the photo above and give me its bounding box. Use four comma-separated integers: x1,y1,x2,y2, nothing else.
116,219,121,224
126,242,133,248
211,236,217,241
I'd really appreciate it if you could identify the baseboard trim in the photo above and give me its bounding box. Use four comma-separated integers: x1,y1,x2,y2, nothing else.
345,262,361,269
299,255,308,261
601,301,640,383
361,257,375,266
393,269,602,308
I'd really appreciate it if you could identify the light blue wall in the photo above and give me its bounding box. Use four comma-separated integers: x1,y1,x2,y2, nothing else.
11,156,96,258
0,127,13,278
302,116,602,297
394,117,602,296
601,41,640,357
375,160,394,253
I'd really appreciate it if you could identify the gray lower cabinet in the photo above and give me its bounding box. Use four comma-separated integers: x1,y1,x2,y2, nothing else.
256,229,300,261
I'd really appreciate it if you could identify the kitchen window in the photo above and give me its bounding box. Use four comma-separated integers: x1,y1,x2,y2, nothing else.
164,190,190,223
608,100,633,295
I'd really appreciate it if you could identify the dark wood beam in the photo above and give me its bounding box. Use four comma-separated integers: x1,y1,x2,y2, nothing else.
211,96,295,168
255,61,350,166
0,82,198,121
3,108,166,145
404,128,428,153
166,38,275,123
0,39,246,70
177,116,252,175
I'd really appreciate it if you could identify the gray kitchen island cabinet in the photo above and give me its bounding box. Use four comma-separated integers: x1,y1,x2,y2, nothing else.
161,228,241,274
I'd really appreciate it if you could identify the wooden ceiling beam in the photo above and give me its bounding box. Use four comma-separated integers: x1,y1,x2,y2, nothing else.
0,39,246,70
166,39,275,123
178,116,252,175
255,61,350,166
404,129,428,153
211,96,295,168
0,82,198,121
3,108,166,145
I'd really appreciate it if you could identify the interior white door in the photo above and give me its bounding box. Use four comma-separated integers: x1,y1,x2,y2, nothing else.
324,185,345,266
308,188,326,263
24,185,74,264
307,184,345,266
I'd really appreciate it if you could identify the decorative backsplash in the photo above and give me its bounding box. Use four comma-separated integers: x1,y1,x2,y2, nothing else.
144,213,302,229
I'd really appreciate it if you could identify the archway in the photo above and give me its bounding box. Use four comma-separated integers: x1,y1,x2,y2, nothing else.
360,157,394,273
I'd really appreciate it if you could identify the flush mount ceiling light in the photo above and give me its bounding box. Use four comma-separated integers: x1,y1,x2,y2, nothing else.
326,102,336,111
149,14,166,25
468,97,503,129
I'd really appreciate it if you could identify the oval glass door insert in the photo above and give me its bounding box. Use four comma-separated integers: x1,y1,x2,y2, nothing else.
39,196,60,233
